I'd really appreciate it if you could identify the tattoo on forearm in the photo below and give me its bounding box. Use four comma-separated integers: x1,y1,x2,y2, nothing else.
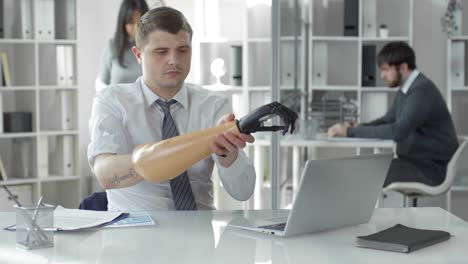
110,168,139,186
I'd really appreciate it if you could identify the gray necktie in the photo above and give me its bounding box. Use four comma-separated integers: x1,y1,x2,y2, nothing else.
155,99,197,210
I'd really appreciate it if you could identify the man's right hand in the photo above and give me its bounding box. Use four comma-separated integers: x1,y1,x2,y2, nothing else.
327,123,350,137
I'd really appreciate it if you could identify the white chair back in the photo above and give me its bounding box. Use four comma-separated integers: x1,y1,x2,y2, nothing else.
442,141,468,194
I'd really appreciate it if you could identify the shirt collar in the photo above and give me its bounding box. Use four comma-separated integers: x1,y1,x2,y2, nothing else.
140,78,188,109
401,69,419,94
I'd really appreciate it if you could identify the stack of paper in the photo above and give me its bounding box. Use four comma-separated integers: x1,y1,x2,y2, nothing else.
5,206,155,231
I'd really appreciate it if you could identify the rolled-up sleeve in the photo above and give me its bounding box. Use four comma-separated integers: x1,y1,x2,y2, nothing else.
87,94,131,171
211,97,256,201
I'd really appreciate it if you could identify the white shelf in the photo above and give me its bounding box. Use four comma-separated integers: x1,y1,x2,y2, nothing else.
37,39,77,45
0,39,35,44
38,85,79,90
311,36,359,42
0,179,39,185
361,36,410,43
248,86,270,91
280,36,303,41
361,87,398,92
0,132,36,139
311,85,359,91
39,130,79,136
39,176,80,182
449,36,468,41
451,87,468,91
0,86,36,91
246,38,270,43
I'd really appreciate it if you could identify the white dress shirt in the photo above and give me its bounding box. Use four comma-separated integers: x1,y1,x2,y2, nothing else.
401,69,420,94
88,77,256,211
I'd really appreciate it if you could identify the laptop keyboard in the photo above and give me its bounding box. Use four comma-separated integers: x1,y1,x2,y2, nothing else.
258,222,286,231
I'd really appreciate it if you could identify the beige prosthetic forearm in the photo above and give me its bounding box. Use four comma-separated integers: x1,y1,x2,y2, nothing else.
132,121,240,182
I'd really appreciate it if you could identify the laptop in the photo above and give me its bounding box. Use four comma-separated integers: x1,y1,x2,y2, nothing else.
229,153,393,237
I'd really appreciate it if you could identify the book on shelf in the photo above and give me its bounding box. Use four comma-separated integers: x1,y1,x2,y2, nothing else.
1,51,12,86
356,224,451,253
0,57,4,86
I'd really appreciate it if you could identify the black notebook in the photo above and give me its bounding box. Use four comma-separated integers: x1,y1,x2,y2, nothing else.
356,224,451,253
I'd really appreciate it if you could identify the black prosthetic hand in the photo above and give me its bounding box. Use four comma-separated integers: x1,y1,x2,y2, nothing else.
237,101,298,135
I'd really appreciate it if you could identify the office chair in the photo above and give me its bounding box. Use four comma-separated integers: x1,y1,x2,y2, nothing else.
383,141,468,211
79,192,108,211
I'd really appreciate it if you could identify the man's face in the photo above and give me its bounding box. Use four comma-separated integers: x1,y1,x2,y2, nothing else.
379,63,402,88
134,30,191,92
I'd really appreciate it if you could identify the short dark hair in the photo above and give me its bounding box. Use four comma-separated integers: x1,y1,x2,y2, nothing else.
114,0,149,67
377,41,416,70
135,6,193,49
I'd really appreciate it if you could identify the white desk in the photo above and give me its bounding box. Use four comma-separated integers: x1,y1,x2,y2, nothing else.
0,207,467,263
249,138,395,207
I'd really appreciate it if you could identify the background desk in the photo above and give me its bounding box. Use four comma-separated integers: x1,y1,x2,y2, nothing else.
247,138,395,208
0,207,467,263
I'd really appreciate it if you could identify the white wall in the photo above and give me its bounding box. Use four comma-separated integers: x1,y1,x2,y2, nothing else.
76,0,194,192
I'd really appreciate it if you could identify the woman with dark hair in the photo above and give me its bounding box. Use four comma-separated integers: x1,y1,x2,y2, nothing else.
96,0,150,91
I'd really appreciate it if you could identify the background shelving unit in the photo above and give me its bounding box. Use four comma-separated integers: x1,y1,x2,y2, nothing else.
0,0,80,210
193,0,413,209
307,0,413,129
446,1,468,192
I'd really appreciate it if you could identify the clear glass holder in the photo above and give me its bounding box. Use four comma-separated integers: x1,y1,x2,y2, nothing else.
15,204,55,250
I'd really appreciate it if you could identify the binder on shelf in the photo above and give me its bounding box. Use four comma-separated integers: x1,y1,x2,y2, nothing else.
356,224,451,253
1,51,12,86
37,136,49,178
343,0,359,36
54,135,74,176
19,0,33,39
0,0,4,38
362,0,376,38
2,0,14,38
60,90,74,130
230,45,242,86
312,42,327,86
55,0,76,39
56,45,66,85
36,0,55,40
0,92,3,133
451,41,464,88
362,45,376,87
64,45,75,85
280,42,294,87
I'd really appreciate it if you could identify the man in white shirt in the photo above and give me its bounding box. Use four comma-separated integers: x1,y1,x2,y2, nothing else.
88,6,256,211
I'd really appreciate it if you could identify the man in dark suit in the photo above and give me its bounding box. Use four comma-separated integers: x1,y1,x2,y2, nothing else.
328,41,459,187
